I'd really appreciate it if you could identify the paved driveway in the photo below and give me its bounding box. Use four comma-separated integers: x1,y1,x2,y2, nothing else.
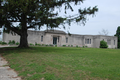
0,55,21,80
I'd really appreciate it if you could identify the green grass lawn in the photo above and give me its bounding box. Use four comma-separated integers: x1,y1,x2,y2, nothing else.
0,47,120,80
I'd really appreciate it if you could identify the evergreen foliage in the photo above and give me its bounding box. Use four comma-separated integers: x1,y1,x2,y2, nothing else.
100,40,108,48
0,0,98,48
114,26,120,48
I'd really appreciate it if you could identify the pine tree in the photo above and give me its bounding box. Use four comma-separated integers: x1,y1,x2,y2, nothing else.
115,26,120,48
0,0,98,48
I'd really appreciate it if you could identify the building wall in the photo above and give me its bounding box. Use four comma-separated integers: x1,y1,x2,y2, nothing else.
27,30,44,44
66,35,84,47
3,32,20,43
62,34,117,48
2,30,118,48
99,35,117,48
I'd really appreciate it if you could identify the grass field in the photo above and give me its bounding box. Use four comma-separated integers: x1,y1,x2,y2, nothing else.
0,47,120,80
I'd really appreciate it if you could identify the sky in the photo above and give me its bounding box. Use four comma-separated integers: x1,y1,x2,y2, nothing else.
42,0,120,36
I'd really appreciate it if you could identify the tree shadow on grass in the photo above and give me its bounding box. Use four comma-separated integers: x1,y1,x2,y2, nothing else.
0,46,82,56
0,47,33,56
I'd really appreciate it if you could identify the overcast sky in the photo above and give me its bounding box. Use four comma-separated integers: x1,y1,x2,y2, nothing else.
50,0,120,36
1,0,118,36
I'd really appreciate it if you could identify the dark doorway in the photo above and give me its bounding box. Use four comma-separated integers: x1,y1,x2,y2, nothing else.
53,37,57,45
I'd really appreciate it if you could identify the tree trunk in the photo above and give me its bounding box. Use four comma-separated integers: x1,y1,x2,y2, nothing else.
18,13,29,48
18,31,28,48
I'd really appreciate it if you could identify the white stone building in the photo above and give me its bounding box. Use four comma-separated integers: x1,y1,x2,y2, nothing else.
0,27,118,48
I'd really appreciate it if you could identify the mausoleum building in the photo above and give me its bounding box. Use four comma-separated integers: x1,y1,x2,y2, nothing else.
0,27,118,48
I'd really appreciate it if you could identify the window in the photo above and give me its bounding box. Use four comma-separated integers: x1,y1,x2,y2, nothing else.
87,39,89,44
85,39,91,44
14,33,16,36
107,39,111,45
90,39,91,44
66,37,68,43
10,31,16,36
53,37,57,45
41,36,43,42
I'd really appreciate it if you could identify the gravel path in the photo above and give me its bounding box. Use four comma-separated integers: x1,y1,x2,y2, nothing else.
0,55,21,80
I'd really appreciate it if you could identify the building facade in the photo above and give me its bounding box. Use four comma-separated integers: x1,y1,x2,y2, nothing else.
0,29,118,48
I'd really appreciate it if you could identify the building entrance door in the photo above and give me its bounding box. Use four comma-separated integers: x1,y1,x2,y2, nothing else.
53,37,57,45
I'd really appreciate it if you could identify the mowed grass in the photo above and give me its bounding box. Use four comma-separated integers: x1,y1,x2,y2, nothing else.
0,47,120,80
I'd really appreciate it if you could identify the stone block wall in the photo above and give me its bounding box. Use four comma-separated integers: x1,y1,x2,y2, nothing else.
2,30,118,48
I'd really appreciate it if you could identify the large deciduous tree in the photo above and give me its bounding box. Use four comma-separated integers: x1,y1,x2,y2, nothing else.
115,26,120,48
0,0,98,48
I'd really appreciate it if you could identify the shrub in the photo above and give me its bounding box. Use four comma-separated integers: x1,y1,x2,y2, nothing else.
62,45,66,47
8,40,15,45
8,40,12,44
71,45,73,47
42,44,45,46
35,42,41,46
49,44,53,46
55,45,57,47
35,42,38,46
45,45,48,47
85,46,88,48
12,40,15,44
76,45,78,48
37,44,41,46
83,46,84,48
1,42,7,45
16,42,19,45
100,40,108,48
29,43,34,46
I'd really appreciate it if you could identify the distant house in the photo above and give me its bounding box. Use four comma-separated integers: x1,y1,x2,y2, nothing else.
0,27,117,48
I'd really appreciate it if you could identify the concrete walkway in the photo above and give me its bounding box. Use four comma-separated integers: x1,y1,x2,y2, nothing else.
0,55,21,80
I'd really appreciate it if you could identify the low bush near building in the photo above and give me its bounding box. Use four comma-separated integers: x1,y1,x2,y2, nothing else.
62,45,66,47
37,44,41,46
0,41,7,45
35,42,41,46
35,42,38,46
100,40,108,48
29,43,34,46
49,44,53,46
55,45,57,47
16,42,19,45
45,45,48,47
76,45,78,47
85,46,88,48
8,40,15,45
42,44,45,46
